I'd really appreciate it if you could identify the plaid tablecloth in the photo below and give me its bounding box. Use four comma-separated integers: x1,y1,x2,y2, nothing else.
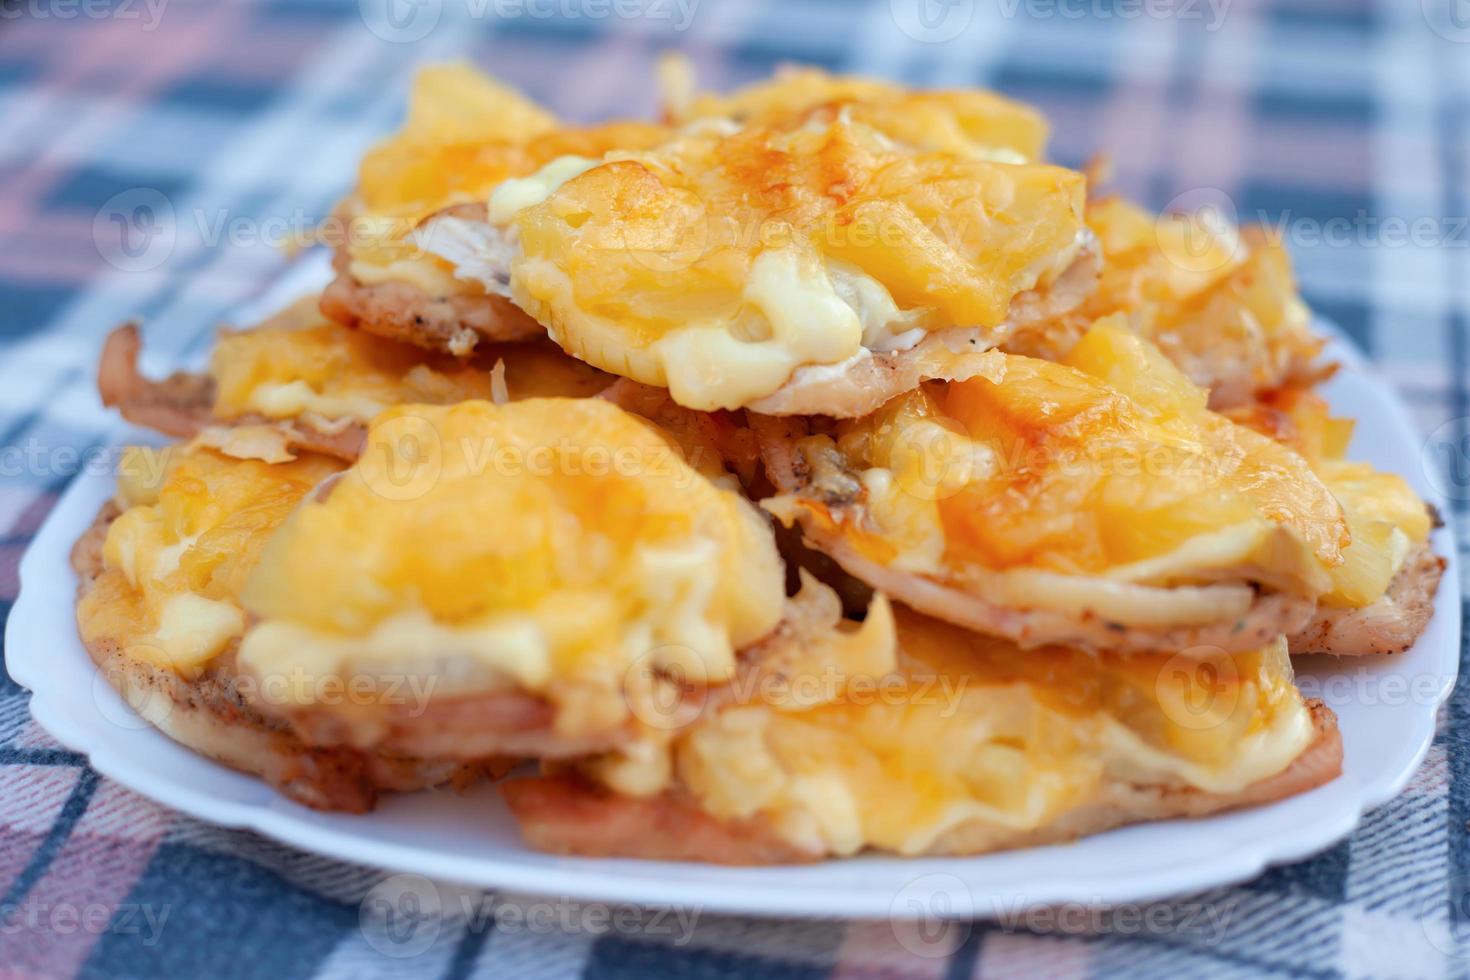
1,0,1468,976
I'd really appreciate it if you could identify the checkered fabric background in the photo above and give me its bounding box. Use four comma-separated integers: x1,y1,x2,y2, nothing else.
1,0,1468,976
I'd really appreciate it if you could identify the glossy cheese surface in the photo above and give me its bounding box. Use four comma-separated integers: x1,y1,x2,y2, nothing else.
238,399,787,734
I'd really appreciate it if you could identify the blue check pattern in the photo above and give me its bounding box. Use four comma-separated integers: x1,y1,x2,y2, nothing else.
1,0,1469,976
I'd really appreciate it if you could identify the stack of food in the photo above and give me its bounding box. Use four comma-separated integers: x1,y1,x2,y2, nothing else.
76,61,1443,862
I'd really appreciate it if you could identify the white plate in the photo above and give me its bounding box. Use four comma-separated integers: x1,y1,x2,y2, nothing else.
5,274,1460,919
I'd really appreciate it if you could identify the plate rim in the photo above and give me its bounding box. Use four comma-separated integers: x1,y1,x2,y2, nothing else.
5,314,1460,920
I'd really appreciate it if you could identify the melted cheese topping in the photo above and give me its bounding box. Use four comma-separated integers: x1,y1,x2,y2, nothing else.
210,298,610,424
487,155,599,224
76,445,344,673
1005,196,1321,401
507,116,1087,410
237,399,786,736
1226,389,1433,608
770,322,1348,617
345,64,667,295
616,607,1314,856
667,61,1049,162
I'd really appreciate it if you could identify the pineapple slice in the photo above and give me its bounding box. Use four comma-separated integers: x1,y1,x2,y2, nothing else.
78,444,344,673
630,606,1316,857
238,399,787,735
507,115,1087,410
928,322,1345,584
346,63,668,299
764,322,1348,641
209,298,610,425
1006,196,1322,406
1227,389,1433,609
669,61,1049,162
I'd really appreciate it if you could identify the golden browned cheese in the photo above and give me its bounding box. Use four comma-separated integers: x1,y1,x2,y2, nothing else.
772,321,1348,614
238,399,787,738
345,64,669,297
506,114,1088,409
1226,389,1433,608
587,603,1314,857
1006,197,1322,405
76,444,344,673
210,299,610,426
669,63,1049,162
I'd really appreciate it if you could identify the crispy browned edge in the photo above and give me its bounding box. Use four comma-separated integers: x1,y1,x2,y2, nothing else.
97,324,366,460
501,700,1341,864
749,414,1315,655
1289,543,1446,656
70,502,509,811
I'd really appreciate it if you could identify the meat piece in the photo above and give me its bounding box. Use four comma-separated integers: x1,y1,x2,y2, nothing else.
319,273,542,356
72,504,502,812
98,323,215,438
321,204,541,356
751,414,1316,655
98,324,366,460
1289,543,1446,655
